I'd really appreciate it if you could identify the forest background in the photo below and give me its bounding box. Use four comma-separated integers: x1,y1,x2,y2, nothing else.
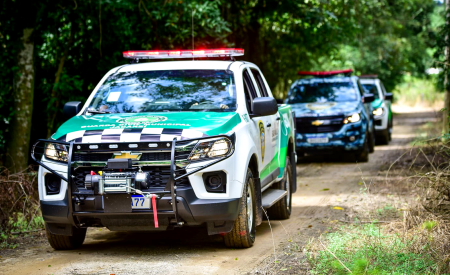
0,0,444,172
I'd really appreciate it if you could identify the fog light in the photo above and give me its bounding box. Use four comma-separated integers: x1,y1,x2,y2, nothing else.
349,136,356,142
44,173,61,195
202,171,227,193
208,176,222,188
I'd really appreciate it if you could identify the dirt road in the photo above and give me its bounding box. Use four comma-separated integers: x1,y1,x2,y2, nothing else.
0,109,441,275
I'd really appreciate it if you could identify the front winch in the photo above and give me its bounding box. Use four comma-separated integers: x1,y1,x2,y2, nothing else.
84,171,150,194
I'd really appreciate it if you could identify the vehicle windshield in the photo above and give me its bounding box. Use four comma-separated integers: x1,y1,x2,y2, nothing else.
361,84,380,99
87,70,236,113
286,81,359,104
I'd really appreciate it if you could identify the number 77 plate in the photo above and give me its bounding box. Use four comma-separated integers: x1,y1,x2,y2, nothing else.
131,195,151,209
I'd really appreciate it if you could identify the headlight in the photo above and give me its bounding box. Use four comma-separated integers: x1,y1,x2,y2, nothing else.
343,113,361,124
373,107,384,116
45,143,69,163
189,137,233,161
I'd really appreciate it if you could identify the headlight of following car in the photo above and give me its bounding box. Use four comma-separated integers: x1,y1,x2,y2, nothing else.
189,137,233,161
373,107,384,116
343,113,361,124
45,143,69,163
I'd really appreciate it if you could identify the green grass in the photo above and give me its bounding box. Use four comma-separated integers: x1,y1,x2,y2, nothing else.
0,213,44,249
393,76,443,106
307,223,439,275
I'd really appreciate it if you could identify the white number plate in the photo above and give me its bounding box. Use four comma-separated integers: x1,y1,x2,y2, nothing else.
131,195,151,209
307,137,329,144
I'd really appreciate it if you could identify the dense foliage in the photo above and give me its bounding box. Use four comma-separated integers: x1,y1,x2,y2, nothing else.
0,0,439,167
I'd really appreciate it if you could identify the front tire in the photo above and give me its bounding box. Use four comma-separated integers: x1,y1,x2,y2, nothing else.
224,168,256,248
45,223,86,250
356,135,370,162
266,156,293,220
377,128,390,145
369,126,375,153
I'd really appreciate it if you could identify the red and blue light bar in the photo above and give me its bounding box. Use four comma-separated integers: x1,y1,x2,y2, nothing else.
123,48,244,59
298,69,354,76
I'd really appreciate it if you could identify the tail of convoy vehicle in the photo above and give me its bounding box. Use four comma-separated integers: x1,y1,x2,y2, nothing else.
359,75,394,145
285,69,375,162
31,48,297,249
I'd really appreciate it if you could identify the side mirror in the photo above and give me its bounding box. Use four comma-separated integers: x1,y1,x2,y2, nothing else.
63,101,83,118
363,93,375,103
252,97,278,116
384,93,393,101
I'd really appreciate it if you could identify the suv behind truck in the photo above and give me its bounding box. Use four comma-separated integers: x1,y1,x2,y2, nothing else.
32,48,297,249
286,69,375,162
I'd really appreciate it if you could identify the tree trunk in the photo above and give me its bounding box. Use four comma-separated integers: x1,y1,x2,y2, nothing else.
444,0,450,135
6,29,35,172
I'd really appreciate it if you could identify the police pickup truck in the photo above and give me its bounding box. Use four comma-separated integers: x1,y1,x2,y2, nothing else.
32,48,297,249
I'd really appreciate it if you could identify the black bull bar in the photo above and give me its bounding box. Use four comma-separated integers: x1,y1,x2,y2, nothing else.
31,135,234,228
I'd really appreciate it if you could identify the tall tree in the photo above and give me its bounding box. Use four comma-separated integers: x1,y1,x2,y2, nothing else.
5,0,37,172
444,0,450,134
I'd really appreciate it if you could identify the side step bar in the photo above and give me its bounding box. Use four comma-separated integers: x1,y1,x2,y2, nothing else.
261,189,287,209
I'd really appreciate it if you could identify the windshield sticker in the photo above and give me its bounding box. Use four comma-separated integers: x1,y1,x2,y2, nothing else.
259,121,265,162
306,102,337,111
106,92,121,102
116,116,168,124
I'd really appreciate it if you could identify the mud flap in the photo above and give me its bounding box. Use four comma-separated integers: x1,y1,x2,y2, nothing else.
207,221,235,235
46,223,73,236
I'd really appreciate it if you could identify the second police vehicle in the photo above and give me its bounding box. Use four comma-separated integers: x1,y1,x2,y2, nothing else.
286,69,375,162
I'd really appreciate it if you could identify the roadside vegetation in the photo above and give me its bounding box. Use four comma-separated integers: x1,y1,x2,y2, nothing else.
394,75,444,109
304,109,450,274
0,167,43,248
307,222,445,274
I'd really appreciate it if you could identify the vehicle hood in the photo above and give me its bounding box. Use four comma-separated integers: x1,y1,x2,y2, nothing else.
52,112,241,142
290,101,360,117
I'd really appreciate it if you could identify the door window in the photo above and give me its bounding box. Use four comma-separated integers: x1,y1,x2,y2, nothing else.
251,68,269,97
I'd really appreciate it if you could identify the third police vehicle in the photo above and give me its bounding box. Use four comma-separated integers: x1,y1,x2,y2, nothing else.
360,75,393,145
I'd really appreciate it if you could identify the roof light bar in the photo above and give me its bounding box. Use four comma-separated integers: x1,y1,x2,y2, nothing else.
298,69,354,76
123,48,244,59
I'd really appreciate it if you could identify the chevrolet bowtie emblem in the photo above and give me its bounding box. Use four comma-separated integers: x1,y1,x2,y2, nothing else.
113,152,142,160
311,120,324,126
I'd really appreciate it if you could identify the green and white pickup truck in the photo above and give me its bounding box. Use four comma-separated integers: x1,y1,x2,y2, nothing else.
32,48,297,249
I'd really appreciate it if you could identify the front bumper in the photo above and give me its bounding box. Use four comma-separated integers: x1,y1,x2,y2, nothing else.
41,188,240,234
33,135,239,236
296,122,366,153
